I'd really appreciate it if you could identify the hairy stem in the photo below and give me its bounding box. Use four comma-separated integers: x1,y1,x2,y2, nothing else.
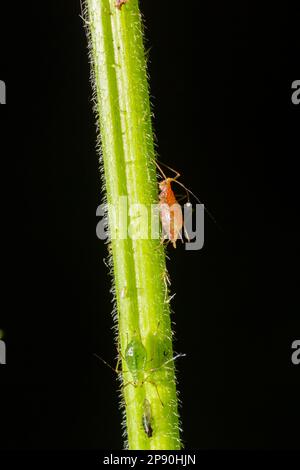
85,0,181,450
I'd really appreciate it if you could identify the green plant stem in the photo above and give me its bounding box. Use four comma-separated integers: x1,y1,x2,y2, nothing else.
85,0,181,450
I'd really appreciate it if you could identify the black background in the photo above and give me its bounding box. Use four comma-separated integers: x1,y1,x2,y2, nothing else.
0,0,299,450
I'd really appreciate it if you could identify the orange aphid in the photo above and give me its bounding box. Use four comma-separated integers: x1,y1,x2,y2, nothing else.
155,161,218,248
155,161,187,248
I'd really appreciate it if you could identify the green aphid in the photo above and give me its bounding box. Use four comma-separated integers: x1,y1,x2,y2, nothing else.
124,337,147,384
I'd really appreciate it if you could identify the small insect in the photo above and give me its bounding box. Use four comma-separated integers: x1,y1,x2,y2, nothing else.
142,398,153,438
95,335,185,406
123,336,166,405
155,161,193,248
155,160,217,247
115,0,128,10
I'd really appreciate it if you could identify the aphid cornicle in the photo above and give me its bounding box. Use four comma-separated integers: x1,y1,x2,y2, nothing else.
142,398,153,438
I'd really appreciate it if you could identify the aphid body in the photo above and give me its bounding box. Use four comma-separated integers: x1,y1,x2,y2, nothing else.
95,332,185,407
124,337,165,406
157,168,184,248
142,398,153,438
125,337,147,385
155,160,210,247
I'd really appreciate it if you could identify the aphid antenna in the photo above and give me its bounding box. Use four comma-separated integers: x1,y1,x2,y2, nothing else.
153,158,219,227
147,352,186,375
94,353,119,373
154,158,184,183
179,179,221,229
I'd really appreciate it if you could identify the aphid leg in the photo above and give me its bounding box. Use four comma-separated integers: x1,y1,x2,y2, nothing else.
161,235,171,248
152,234,170,253
122,379,137,390
176,227,184,244
115,333,130,375
143,377,164,407
121,367,163,406
115,346,122,374
153,159,167,180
